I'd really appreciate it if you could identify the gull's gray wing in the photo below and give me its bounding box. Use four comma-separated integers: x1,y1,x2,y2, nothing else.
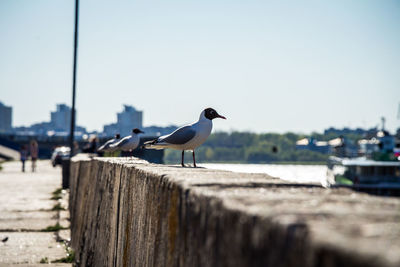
162,125,196,144
113,136,130,148
98,139,114,151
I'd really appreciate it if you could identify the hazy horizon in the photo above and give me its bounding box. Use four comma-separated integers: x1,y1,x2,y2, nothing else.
3,101,398,135
1,0,399,134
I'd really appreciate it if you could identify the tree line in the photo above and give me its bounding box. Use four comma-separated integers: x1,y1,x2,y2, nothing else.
164,131,357,164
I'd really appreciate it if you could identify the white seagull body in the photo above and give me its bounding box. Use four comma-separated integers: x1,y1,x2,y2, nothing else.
144,108,226,167
145,114,212,151
110,129,144,152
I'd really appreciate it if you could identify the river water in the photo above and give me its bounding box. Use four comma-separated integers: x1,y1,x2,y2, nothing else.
200,163,328,186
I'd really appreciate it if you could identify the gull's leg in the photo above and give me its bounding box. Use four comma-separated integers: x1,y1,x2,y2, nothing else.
192,150,197,168
181,150,185,167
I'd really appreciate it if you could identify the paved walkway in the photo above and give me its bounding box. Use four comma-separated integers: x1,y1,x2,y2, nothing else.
0,160,71,266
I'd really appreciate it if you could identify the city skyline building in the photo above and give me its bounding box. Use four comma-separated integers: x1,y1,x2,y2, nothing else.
117,105,143,135
11,103,86,137
0,101,12,133
103,105,143,136
50,104,71,132
2,101,399,140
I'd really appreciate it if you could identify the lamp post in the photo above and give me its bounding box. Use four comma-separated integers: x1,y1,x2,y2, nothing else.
64,0,79,189
69,0,79,156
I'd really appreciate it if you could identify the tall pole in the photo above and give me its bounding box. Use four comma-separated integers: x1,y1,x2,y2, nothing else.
69,0,79,156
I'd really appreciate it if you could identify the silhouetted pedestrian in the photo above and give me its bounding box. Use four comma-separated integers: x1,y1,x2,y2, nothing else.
83,135,97,153
73,141,80,156
30,140,39,172
20,145,28,172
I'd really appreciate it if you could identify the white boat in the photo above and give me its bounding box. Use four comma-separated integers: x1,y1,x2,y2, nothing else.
327,156,400,196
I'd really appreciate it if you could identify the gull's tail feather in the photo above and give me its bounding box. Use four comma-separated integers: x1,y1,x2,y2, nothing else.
142,139,168,150
142,139,156,149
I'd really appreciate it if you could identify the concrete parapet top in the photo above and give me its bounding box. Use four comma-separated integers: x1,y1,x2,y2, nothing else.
70,156,400,267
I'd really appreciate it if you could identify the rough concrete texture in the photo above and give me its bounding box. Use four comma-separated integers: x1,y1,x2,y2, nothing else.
69,157,400,267
0,264,72,267
0,160,71,266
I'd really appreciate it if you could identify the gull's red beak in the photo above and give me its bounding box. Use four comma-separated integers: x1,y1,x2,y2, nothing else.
217,114,226,120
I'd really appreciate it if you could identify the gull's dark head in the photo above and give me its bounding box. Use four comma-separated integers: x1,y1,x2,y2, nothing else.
132,128,144,134
115,133,121,139
204,108,226,120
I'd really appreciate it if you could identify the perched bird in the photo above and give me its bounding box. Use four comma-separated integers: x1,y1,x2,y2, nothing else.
98,134,121,153
143,108,226,167
110,128,144,155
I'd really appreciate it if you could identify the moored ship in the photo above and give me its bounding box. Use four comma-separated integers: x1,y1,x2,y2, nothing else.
327,156,400,196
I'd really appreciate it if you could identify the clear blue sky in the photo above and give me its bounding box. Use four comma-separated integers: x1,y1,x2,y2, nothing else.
1,0,399,133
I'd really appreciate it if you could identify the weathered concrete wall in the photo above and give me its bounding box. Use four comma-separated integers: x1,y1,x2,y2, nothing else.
69,156,400,267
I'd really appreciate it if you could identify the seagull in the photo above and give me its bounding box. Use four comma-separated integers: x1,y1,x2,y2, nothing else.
143,108,226,167
110,128,144,155
98,133,121,153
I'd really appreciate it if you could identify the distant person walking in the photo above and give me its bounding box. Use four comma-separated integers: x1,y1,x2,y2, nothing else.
73,141,80,155
20,145,28,172
30,140,39,172
83,135,97,153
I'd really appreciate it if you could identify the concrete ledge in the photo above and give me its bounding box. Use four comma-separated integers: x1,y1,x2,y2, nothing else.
69,156,400,267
